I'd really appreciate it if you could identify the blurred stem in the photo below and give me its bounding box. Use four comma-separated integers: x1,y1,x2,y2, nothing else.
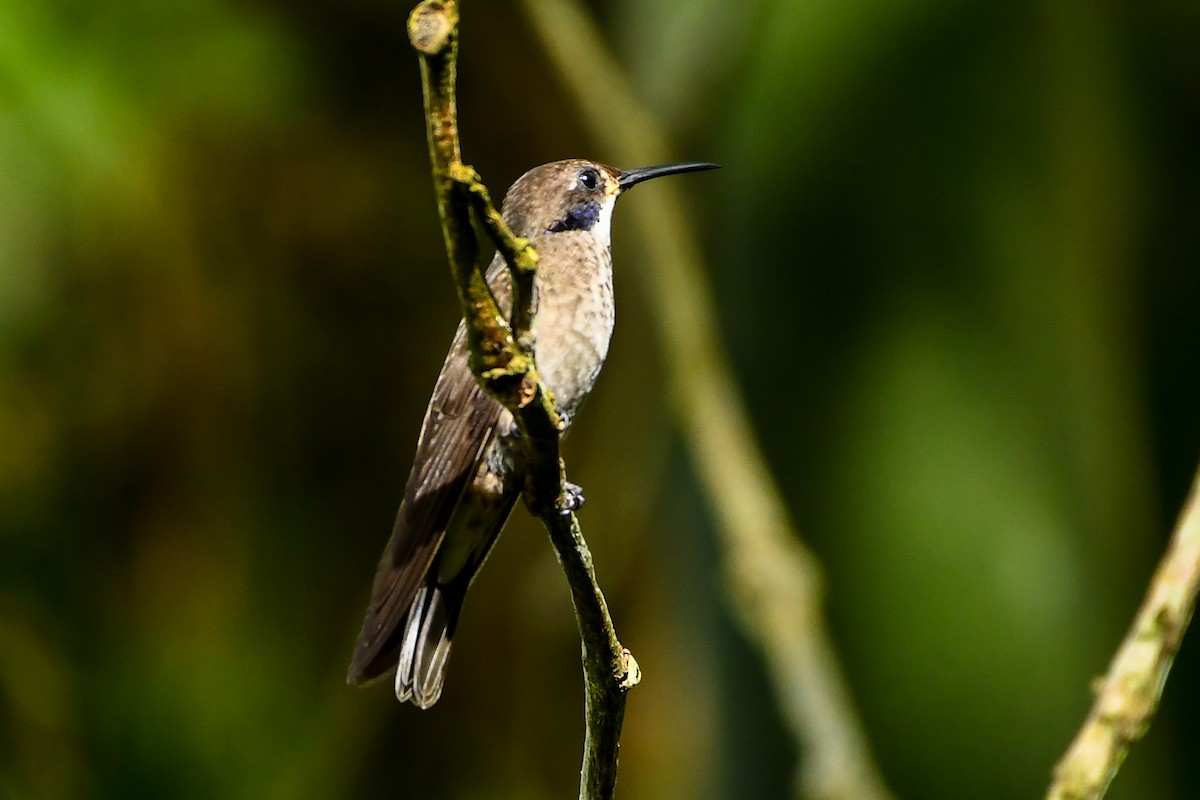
1046,465,1200,800
520,1,895,799
406,3,637,799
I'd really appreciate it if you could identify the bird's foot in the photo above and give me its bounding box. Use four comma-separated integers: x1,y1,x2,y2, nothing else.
554,405,571,433
561,481,585,513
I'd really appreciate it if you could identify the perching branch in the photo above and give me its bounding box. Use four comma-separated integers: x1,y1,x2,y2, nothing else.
405,3,637,799
1046,465,1200,800
519,2,896,799
451,163,542,354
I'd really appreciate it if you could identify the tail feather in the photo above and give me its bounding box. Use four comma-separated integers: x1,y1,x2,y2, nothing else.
395,583,463,708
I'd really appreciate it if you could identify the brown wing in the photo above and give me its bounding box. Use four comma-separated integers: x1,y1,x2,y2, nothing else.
347,329,502,684
348,259,513,685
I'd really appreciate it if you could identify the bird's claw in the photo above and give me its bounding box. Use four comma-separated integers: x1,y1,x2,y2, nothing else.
554,405,571,432
561,481,585,513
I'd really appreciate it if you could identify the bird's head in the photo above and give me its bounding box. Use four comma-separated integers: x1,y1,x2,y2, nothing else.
500,159,719,246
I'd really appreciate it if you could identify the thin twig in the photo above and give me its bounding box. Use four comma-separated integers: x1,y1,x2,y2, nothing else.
1047,465,1200,800
541,509,642,799
519,2,896,798
406,3,636,798
449,164,540,354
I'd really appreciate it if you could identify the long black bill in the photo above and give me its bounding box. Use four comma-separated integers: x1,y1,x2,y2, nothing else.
617,162,720,192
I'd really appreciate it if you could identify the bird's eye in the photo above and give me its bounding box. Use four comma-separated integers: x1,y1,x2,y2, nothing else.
578,168,600,191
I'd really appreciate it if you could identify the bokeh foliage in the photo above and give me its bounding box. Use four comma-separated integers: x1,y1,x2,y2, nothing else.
1,0,1197,798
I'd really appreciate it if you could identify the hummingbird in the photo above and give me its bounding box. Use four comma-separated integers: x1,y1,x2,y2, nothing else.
347,158,718,708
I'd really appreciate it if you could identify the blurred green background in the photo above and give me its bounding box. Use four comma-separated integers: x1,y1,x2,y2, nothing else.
2,0,1198,798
